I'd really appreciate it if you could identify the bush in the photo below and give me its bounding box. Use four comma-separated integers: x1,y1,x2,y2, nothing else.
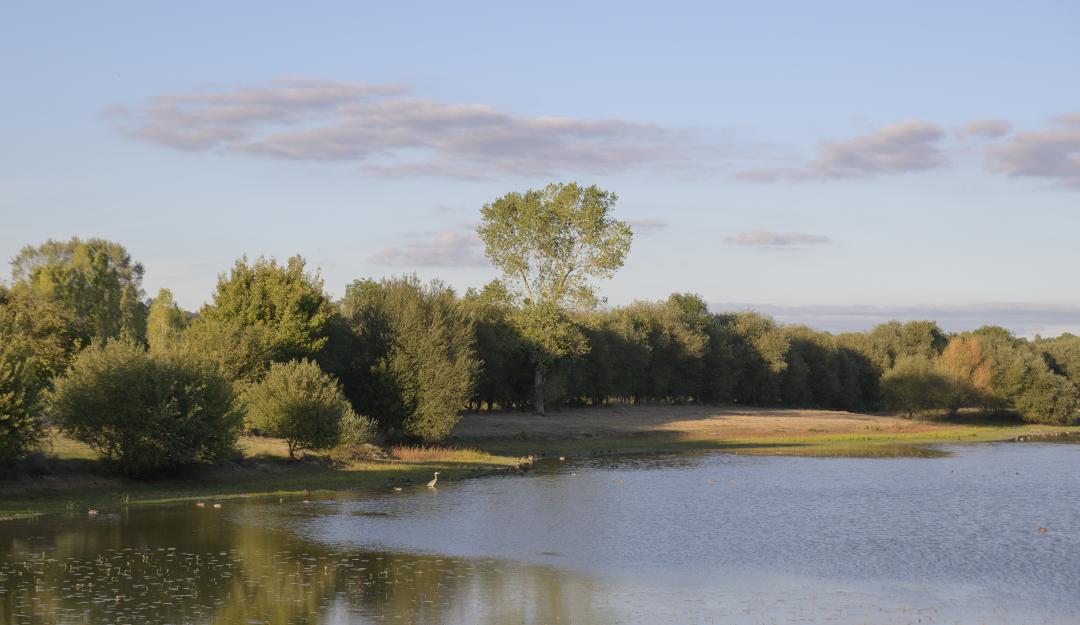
340,277,479,443
244,359,353,458
882,356,955,418
49,338,241,476
0,349,43,466
339,409,378,446
1013,372,1078,425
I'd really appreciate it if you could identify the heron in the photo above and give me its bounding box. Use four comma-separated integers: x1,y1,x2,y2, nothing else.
427,472,440,488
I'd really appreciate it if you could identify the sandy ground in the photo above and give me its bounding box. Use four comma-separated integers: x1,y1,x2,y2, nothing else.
453,405,942,441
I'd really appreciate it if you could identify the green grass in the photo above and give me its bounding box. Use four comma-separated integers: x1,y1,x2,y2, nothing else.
0,432,524,521
4,421,1077,521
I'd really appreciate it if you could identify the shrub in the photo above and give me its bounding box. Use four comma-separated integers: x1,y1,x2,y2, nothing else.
0,349,42,466
244,359,353,458
881,356,955,418
49,338,240,476
339,409,377,446
339,277,479,443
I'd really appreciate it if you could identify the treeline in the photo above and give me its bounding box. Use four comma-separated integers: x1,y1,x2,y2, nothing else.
2,236,1079,474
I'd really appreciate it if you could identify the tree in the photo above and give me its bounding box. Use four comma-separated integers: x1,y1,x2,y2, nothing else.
462,282,533,410
340,277,479,443
477,182,633,414
0,345,42,466
194,256,333,382
937,335,994,412
244,359,357,459
146,288,188,352
881,356,955,418
49,338,240,476
11,237,147,342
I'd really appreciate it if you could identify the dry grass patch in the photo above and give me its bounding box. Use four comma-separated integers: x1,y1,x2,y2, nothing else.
389,445,519,465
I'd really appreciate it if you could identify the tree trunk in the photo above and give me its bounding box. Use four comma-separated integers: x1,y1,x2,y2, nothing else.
534,365,546,415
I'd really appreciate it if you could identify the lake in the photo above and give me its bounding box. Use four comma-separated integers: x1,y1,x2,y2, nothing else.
2,442,1078,624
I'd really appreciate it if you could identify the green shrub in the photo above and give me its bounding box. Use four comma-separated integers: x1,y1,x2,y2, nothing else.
244,359,353,458
339,409,377,446
49,338,241,476
339,277,479,443
0,349,42,466
881,356,955,418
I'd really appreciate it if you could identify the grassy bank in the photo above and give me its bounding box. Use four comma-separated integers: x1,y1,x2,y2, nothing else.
4,406,1077,520
0,432,524,521
456,405,1080,456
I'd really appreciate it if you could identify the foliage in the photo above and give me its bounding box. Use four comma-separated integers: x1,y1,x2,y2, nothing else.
244,359,355,458
49,338,241,475
937,335,994,411
340,277,479,443
197,256,333,381
462,282,533,410
0,345,42,465
881,356,955,418
478,182,632,413
146,288,189,352
11,237,146,342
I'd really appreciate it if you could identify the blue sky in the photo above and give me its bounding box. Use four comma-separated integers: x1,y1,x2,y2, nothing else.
2,1,1079,335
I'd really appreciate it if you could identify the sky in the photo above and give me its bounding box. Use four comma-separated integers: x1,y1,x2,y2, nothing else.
2,1,1079,336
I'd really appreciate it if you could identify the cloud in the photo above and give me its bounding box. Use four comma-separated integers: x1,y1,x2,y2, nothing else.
628,219,668,235
712,302,1080,338
736,121,948,182
368,227,489,267
957,119,1012,139
726,230,831,248
112,78,694,179
986,113,1080,188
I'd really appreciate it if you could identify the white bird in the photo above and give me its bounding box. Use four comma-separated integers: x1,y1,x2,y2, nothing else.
427,472,440,488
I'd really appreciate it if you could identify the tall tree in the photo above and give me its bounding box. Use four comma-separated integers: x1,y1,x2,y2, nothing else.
477,182,632,414
11,237,146,342
146,288,188,352
340,276,479,442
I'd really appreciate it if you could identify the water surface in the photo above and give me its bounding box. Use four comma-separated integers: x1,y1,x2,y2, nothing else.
2,443,1078,624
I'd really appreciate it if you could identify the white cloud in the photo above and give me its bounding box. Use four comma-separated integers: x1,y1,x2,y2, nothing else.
726,230,831,248
987,113,1080,188
628,219,668,235
713,302,1080,338
112,78,695,179
736,121,948,182
368,227,489,267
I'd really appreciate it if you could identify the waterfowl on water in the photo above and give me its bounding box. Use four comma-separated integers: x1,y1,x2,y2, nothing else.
212,503,222,509
87,509,98,516
195,501,205,508
427,472,439,488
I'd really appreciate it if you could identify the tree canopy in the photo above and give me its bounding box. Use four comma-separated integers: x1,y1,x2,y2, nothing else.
477,182,633,413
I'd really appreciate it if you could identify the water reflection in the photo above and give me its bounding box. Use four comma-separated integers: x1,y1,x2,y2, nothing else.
0,508,610,625
2,443,1080,624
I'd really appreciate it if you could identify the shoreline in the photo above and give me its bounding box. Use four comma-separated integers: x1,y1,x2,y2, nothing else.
3,406,1077,521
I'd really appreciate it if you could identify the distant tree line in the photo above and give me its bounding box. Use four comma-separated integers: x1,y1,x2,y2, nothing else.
2,187,1078,475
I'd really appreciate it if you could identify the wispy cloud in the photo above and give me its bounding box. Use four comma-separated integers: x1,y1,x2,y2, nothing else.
368,227,489,267
736,121,948,182
957,119,1012,139
713,302,1080,338
110,77,696,180
628,219,668,235
726,230,831,248
986,113,1080,188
